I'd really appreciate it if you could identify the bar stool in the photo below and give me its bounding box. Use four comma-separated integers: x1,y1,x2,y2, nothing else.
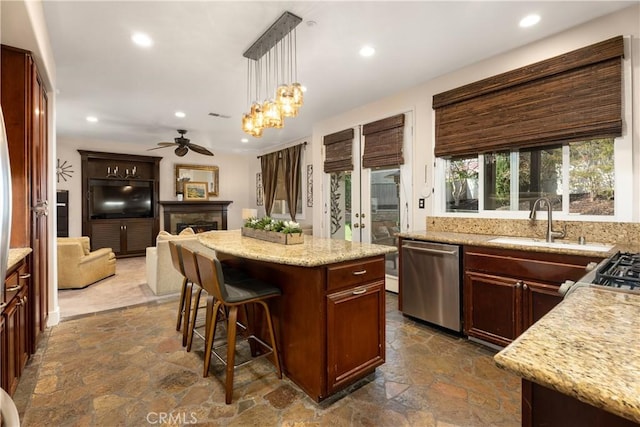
192,250,282,404
168,241,190,346
179,245,207,353
183,254,253,352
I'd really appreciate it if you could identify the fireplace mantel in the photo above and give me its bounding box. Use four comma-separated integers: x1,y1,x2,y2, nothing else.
159,200,233,233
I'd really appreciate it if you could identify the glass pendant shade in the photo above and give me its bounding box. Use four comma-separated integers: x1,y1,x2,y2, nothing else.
263,99,283,128
249,126,263,137
250,102,264,130
276,84,298,117
242,113,255,133
291,83,304,108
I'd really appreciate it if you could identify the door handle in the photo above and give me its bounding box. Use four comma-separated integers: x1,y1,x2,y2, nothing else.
353,223,359,228
360,223,365,229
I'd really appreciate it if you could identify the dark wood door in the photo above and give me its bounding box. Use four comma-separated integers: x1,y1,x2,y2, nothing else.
31,69,49,343
122,219,154,255
90,221,123,254
522,281,563,332
326,281,385,394
464,271,522,347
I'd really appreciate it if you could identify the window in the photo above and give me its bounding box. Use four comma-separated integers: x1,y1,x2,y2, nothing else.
442,138,615,217
272,164,303,217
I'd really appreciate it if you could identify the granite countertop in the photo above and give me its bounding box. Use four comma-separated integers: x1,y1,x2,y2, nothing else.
199,229,397,267
397,230,640,257
494,287,640,423
7,247,32,271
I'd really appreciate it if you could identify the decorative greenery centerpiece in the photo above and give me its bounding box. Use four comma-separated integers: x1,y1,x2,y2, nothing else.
242,216,304,245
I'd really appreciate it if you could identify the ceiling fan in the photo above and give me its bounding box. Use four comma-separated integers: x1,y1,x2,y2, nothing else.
147,129,214,157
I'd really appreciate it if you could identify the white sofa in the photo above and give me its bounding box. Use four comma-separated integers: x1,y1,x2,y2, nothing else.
145,230,217,295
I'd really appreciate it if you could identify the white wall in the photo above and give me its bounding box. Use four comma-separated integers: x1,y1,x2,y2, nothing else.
311,5,640,234
57,137,255,236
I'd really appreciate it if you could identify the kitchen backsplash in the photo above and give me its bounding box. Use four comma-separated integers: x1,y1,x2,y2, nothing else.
426,216,640,245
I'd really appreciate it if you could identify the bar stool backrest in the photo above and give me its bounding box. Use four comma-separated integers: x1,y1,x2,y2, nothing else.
180,246,202,287
168,241,185,275
195,252,229,303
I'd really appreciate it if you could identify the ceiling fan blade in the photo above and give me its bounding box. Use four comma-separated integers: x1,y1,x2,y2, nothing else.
188,143,214,156
175,146,189,157
157,142,178,146
146,145,172,151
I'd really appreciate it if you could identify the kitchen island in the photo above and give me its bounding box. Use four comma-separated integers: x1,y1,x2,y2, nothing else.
198,230,397,402
494,287,640,426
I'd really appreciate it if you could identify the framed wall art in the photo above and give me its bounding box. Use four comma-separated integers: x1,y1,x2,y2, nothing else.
306,164,313,207
256,172,264,206
183,181,208,201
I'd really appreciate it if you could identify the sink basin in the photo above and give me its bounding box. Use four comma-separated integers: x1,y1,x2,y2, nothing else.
488,236,614,252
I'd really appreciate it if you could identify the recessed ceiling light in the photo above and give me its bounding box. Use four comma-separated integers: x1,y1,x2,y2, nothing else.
519,14,541,28
175,111,186,118
132,32,153,47
359,45,375,57
86,116,98,123
241,138,249,143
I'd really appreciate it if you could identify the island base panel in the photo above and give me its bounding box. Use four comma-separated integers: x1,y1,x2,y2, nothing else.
523,380,639,427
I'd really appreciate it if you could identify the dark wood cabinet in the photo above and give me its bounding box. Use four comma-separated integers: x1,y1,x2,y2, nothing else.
1,44,50,350
2,257,31,396
464,246,601,347
327,281,385,394
89,218,155,256
522,380,639,427
79,150,161,257
224,253,386,401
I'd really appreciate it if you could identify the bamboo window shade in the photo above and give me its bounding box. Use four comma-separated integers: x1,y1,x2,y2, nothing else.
323,128,354,173
362,113,405,168
433,36,624,158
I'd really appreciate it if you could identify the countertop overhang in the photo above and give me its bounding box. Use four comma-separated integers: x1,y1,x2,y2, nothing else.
494,287,640,423
198,229,397,267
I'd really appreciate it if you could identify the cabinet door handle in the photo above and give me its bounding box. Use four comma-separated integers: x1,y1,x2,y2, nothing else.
523,284,528,290
353,223,359,228
352,288,367,295
515,281,523,288
7,284,22,292
19,274,31,280
352,270,367,276
360,223,365,229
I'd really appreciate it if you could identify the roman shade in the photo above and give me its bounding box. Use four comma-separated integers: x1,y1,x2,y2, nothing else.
323,128,354,173
362,114,405,168
433,36,624,158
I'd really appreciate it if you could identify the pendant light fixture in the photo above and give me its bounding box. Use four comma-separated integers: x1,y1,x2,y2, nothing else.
242,11,304,137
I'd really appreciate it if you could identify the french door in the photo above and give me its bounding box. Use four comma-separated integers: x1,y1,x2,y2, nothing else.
325,112,412,292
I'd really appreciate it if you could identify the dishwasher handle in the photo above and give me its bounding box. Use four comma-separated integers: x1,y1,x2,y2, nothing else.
402,244,457,256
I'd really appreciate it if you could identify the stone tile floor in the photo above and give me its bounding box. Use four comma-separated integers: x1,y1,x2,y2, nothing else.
14,293,520,426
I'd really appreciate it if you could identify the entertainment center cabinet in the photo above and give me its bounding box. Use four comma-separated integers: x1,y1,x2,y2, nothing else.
79,150,161,257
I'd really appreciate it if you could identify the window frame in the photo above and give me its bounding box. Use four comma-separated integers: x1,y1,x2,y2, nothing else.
434,45,635,223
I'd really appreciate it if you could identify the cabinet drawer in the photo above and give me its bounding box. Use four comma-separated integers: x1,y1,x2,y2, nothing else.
327,257,385,292
464,246,600,283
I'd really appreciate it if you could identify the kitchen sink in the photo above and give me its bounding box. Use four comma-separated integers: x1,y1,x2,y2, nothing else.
488,236,614,252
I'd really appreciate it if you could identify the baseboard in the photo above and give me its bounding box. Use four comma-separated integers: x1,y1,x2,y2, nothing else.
47,306,61,327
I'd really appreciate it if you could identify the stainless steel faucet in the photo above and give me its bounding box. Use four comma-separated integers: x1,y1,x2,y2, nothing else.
529,197,566,242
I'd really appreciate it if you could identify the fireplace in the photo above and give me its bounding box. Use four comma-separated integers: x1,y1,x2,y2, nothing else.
177,221,218,234
159,201,232,234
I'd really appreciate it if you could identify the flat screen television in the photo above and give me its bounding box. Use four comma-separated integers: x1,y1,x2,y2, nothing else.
89,179,153,219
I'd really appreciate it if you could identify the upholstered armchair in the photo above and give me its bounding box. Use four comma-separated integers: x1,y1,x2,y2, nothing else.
57,237,116,289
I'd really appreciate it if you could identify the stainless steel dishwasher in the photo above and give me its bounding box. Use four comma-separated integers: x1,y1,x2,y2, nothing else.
401,240,461,332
